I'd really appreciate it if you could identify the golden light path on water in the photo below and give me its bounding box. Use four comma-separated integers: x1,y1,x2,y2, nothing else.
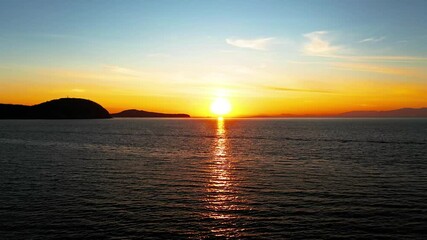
203,117,249,238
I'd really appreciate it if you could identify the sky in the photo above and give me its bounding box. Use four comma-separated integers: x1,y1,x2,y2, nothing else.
1,0,427,117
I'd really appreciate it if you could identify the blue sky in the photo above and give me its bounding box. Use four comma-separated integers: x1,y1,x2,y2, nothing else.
2,0,426,64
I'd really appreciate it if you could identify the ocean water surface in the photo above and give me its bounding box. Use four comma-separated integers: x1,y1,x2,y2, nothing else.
0,118,426,239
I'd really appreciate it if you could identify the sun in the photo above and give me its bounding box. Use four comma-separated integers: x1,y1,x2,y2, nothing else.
210,98,232,116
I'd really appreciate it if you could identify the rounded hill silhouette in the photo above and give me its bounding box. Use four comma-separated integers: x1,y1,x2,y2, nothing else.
0,98,111,119
112,109,190,118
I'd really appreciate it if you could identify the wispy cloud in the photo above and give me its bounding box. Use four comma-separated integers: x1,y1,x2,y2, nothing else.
332,55,427,62
359,36,385,43
263,85,333,94
103,65,140,76
302,31,426,62
332,62,422,76
37,68,106,81
226,37,275,50
303,31,342,56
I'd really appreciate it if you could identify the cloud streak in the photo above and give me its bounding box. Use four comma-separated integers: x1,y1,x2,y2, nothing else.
226,37,275,50
301,31,427,62
359,36,385,43
325,55,427,62
303,31,341,56
332,62,423,77
103,65,140,76
263,85,333,94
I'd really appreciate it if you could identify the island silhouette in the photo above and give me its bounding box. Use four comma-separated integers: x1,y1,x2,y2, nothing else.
0,98,111,119
112,109,190,118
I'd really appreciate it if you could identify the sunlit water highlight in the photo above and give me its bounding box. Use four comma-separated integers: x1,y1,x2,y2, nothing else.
0,118,426,239
203,118,251,238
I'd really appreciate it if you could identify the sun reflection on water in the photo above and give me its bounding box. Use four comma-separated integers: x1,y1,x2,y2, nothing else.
203,117,248,237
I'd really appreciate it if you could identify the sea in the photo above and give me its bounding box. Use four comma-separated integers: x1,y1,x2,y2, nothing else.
0,118,426,239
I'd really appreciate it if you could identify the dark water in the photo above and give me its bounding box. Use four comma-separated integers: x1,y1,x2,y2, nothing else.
1,118,426,239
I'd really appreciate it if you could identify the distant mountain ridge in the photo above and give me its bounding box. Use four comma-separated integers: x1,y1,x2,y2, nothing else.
244,108,427,118
0,98,111,119
338,108,427,117
112,109,190,118
272,107,427,118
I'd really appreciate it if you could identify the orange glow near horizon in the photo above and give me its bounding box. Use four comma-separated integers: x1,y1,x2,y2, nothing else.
1,65,427,117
